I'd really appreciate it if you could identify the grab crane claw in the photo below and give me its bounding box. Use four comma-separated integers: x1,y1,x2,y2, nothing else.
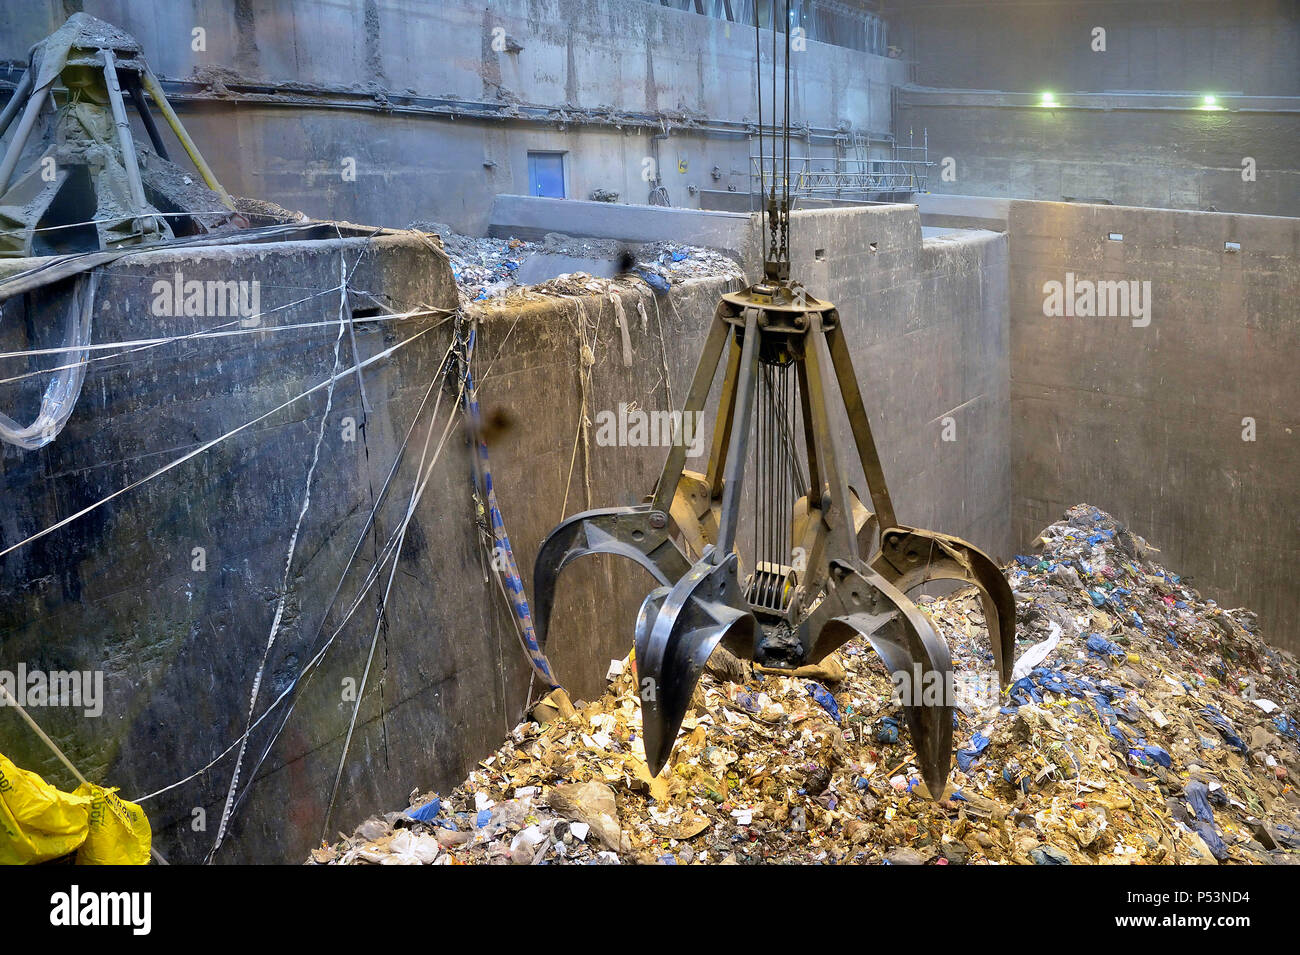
531,283,1017,796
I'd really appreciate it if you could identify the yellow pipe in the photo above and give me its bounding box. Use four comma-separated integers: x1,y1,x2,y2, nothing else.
138,68,237,211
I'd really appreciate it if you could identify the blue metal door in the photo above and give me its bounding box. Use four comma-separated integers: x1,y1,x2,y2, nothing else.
528,152,565,198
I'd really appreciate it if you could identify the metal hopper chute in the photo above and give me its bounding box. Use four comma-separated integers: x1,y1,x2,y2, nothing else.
0,13,241,258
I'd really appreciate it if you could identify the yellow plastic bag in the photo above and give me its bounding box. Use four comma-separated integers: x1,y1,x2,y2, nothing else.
74,782,151,865
0,751,91,864
0,752,151,865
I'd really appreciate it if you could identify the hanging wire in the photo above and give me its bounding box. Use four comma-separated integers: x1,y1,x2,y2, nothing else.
754,0,794,276
782,0,792,263
0,314,448,561
134,326,462,808
754,0,764,213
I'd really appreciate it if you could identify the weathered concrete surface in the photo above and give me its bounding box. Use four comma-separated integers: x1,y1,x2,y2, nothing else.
468,278,742,708
0,230,488,864
780,207,1013,561
1008,199,1300,651
897,95,1300,218
1,0,903,126
0,0,907,235
488,194,755,260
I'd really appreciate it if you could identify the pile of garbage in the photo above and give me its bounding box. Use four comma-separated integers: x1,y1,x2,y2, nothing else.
427,228,539,301
629,240,746,289
411,221,744,303
313,505,1299,865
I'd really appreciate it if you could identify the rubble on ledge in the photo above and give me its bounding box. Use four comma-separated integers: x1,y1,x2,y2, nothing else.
411,221,745,303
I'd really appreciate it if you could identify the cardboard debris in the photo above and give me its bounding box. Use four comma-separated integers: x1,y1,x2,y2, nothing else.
316,505,1299,866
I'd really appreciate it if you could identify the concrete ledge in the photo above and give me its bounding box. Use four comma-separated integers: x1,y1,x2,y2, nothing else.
698,189,752,213
917,194,1011,232
488,195,755,259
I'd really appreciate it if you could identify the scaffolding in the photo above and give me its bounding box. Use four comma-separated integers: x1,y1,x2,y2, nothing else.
748,127,932,205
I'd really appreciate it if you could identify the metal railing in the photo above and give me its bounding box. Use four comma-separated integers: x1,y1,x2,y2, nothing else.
797,160,930,196
749,140,933,202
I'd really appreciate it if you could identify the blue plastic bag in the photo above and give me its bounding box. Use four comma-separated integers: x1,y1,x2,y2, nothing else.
407,798,442,822
633,268,671,294
806,681,841,724
1086,634,1126,658
1200,705,1248,754
1185,780,1228,860
956,732,990,772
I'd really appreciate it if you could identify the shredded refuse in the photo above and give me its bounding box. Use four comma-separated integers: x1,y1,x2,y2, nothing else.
410,221,744,303
313,505,1300,865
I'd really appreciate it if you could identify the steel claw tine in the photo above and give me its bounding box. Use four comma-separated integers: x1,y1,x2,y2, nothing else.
873,527,1017,686
635,552,756,776
634,584,671,646
632,583,670,709
810,564,955,797
532,505,690,650
823,612,954,796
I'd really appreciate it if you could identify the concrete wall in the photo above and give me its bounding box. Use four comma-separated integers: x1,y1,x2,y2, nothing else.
0,230,491,863
890,0,1300,95
470,278,740,710
487,193,756,258
0,0,901,122
0,0,909,234
1008,199,1300,651
916,193,1010,233
783,207,1012,559
897,92,1300,217
888,0,1300,217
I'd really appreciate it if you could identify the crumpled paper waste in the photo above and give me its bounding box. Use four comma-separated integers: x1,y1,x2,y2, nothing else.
314,505,1299,865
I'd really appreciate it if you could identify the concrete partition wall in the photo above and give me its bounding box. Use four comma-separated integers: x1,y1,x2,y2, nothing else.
466,277,738,708
1008,200,1300,651
779,207,1013,560
0,231,489,864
